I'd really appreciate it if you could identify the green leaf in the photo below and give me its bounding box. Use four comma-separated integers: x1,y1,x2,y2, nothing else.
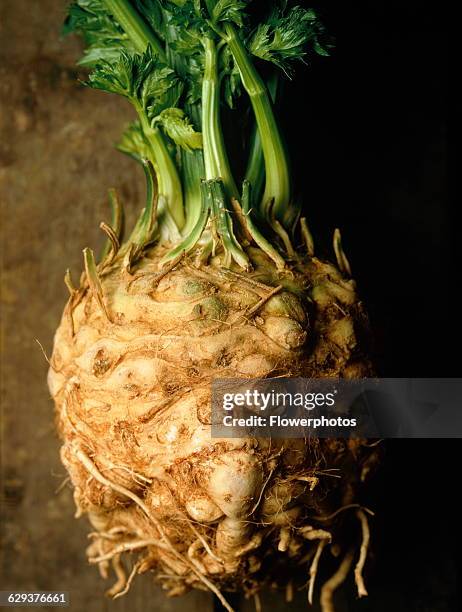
134,0,165,40
211,0,247,27
87,46,182,115
153,108,203,151
248,6,329,75
142,64,183,116
313,39,331,57
77,45,127,67
64,0,136,67
163,2,204,54
87,52,136,96
154,2,205,103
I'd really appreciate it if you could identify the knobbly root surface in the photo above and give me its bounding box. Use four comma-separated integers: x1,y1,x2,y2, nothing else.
49,245,380,610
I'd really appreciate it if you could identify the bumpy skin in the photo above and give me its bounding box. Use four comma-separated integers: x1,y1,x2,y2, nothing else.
48,245,377,600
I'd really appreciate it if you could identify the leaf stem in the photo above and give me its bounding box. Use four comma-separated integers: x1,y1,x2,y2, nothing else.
128,160,158,247
102,0,184,230
245,73,279,210
202,37,238,199
180,103,205,236
162,181,211,263
137,108,185,230
223,23,296,228
102,0,166,60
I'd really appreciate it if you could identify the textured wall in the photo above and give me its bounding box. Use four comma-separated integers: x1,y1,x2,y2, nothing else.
0,1,208,610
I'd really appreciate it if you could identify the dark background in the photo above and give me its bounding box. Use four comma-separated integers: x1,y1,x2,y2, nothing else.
288,0,451,378
283,2,458,611
1,1,457,611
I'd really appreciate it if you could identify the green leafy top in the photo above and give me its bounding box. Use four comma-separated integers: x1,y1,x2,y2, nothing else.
65,0,332,270
209,0,247,27
64,0,136,65
86,47,182,116
249,5,332,75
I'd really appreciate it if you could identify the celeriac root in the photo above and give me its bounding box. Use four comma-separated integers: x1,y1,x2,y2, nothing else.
278,526,291,552
354,509,371,597
50,247,380,610
313,503,374,523
320,549,355,612
308,539,328,605
106,554,126,597
113,560,142,599
74,445,235,612
286,580,294,602
254,592,262,612
74,447,168,540
90,539,171,563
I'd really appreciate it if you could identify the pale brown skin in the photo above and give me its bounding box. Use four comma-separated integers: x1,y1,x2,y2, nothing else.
48,243,378,610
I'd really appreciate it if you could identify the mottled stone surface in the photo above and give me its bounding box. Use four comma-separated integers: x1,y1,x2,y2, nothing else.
0,2,208,610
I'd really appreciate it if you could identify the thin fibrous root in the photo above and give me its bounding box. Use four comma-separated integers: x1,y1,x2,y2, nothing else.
246,285,282,318
183,515,223,564
254,592,262,612
102,462,152,486
152,251,185,288
106,554,126,598
87,527,129,541
249,468,274,515
188,540,208,574
107,526,130,536
286,580,294,603
296,475,319,491
54,476,70,495
320,548,355,612
113,560,142,599
189,568,235,612
234,532,264,558
87,538,109,579
73,446,235,612
278,527,291,552
88,531,123,542
308,539,328,605
97,538,110,579
219,268,275,294
74,446,169,541
35,338,51,366
354,509,371,597
89,539,171,563
313,503,375,522
300,527,332,543
298,546,316,572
